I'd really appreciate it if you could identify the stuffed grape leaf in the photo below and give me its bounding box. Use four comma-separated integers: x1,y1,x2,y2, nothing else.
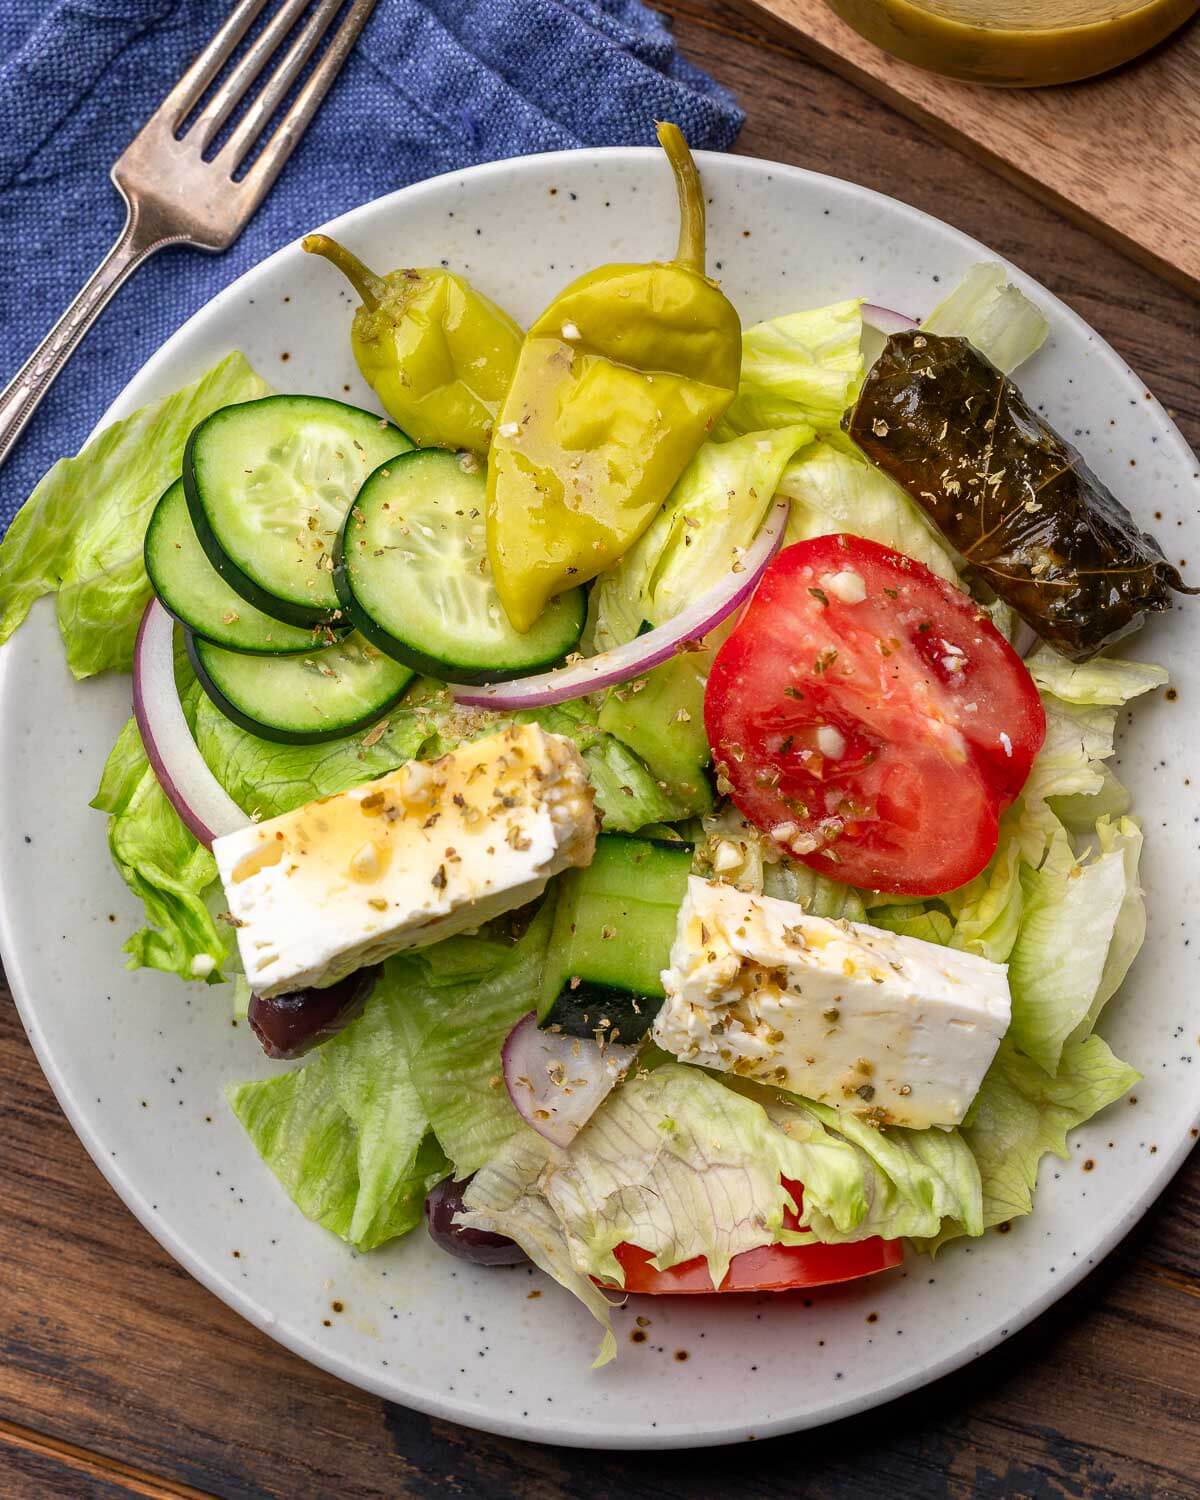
846,331,1195,659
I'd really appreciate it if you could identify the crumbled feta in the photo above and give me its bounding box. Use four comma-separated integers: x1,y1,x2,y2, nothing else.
820,569,868,605
712,839,744,874
816,724,846,759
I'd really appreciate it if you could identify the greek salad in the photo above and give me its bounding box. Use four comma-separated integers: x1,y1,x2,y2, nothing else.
0,126,1188,1365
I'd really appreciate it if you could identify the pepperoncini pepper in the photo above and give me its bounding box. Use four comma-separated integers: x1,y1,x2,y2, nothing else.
302,235,524,454
485,123,742,633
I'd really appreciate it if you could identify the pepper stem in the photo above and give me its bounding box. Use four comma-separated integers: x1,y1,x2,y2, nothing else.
301,234,387,311
655,121,706,275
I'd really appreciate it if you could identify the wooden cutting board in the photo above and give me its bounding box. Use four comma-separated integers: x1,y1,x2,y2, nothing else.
729,0,1200,295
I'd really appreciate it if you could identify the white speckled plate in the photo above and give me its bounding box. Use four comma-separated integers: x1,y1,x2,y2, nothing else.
2,150,1198,1450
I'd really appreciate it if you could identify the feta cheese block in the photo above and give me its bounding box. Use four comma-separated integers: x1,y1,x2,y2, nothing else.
653,877,1011,1129
212,724,596,997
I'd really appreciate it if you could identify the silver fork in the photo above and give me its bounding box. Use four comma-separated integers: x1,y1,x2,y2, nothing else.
0,0,377,471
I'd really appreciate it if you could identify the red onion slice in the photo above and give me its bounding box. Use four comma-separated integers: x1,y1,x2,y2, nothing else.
452,498,790,711
862,303,918,336
133,600,250,848
502,1011,638,1149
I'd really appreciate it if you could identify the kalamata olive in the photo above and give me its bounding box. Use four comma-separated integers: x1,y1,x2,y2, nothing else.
424,1176,529,1266
248,965,381,1059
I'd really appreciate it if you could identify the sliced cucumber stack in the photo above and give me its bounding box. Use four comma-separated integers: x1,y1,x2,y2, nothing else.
146,481,332,654
185,395,412,626
334,449,585,683
187,630,413,744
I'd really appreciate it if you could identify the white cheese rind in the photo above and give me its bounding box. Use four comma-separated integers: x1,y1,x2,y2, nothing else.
213,724,595,997
653,877,1011,1129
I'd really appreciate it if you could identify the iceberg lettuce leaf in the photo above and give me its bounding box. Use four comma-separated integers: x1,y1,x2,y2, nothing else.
0,353,270,677
1025,646,1169,707
544,1066,865,1288
1050,762,1131,834
461,1065,983,1362
694,806,867,919
780,440,960,583
1008,815,1144,1076
588,426,811,652
403,902,557,1178
458,1131,621,1367
91,694,228,982
716,300,865,438
785,1098,983,1242
920,1034,1139,1251
228,975,449,1251
1017,695,1119,861
921,262,1049,375
869,905,955,946
945,830,1024,964
459,1068,858,1303
192,689,439,821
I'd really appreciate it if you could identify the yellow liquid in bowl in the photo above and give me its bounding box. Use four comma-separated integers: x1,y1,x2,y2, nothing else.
826,0,1199,84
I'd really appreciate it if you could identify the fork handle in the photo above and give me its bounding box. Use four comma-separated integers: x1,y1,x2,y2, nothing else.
0,208,164,472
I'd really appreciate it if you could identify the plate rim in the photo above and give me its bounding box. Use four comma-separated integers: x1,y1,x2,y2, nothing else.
2,144,1198,1450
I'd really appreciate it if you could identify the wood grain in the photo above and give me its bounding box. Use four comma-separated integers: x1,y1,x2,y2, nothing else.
725,0,1200,295
2,4,1199,1495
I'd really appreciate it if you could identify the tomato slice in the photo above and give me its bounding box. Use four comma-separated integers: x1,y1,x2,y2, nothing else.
704,534,1045,896
604,1180,902,1294
612,1236,903,1294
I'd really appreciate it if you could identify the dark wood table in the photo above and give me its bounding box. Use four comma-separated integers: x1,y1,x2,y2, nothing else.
3,4,1198,1495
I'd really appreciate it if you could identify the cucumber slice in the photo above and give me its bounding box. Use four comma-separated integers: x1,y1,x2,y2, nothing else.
540,834,694,1043
334,449,585,682
187,630,413,744
185,396,412,625
146,481,331,654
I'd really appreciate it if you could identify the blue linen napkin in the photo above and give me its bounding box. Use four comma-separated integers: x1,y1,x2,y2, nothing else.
0,0,742,535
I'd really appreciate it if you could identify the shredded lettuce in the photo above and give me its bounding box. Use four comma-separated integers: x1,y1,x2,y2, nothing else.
0,353,270,677
780,440,960,583
588,425,811,652
228,971,449,1251
716,300,865,438
921,262,1049,375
